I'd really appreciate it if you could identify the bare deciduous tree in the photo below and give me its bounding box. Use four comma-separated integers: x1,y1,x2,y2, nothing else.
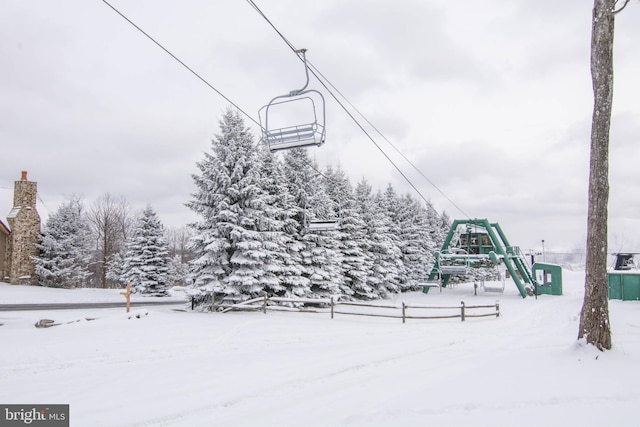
87,193,132,288
165,226,194,264
578,0,630,351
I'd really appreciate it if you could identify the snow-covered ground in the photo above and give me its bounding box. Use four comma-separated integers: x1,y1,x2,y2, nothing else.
1,271,639,427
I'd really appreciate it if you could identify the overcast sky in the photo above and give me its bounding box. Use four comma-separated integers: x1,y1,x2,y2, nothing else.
1,0,639,254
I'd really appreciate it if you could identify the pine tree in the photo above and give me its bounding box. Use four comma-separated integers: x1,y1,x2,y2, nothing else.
380,184,410,290
281,148,320,227
33,197,92,288
299,191,346,298
397,194,434,289
121,205,170,296
325,166,374,299
282,149,346,298
106,250,127,288
187,109,271,305
357,181,402,297
426,203,450,253
167,255,190,287
256,146,309,297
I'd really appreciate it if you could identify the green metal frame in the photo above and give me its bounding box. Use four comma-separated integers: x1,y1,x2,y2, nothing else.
426,218,536,298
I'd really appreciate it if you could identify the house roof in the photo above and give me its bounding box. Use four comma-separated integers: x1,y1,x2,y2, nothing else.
0,219,9,235
1,187,13,232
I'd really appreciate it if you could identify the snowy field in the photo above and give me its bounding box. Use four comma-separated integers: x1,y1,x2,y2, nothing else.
1,270,639,427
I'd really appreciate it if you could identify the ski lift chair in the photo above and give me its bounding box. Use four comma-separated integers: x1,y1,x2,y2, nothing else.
305,218,342,232
303,201,342,232
437,251,471,276
438,264,470,275
259,49,326,152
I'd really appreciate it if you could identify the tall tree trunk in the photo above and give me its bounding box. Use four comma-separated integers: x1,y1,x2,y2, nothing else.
578,0,617,351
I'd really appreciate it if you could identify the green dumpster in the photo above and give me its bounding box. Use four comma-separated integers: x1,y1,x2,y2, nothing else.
608,272,640,301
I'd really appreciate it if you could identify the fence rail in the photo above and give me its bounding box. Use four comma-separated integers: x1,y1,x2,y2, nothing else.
196,295,500,323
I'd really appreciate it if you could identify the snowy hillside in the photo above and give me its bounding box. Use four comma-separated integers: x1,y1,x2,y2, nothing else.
1,270,639,426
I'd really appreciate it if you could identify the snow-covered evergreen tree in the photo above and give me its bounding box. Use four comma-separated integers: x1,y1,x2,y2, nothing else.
324,166,374,299
121,205,170,296
424,202,451,273
184,110,451,303
426,202,450,251
106,250,127,288
380,184,411,290
167,255,190,287
282,149,346,297
397,194,435,288
256,146,309,297
281,148,320,228
357,181,402,297
33,197,92,288
299,182,346,298
187,109,271,305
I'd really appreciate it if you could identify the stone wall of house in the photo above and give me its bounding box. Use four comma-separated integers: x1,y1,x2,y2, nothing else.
5,171,41,285
0,226,8,282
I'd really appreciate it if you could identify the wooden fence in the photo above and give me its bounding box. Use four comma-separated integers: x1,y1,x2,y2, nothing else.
200,295,500,323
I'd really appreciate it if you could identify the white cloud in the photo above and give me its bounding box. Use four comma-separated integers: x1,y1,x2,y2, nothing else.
0,0,638,253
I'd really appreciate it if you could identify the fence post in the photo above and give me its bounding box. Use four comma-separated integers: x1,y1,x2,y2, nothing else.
263,294,267,314
461,301,466,322
120,283,131,313
402,301,406,324
496,300,500,318
211,292,215,312
191,296,195,311
331,297,334,319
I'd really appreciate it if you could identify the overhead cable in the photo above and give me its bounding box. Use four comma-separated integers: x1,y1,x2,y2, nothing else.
101,0,261,129
244,0,470,220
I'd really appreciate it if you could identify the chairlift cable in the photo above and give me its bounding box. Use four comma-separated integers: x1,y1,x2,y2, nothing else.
244,1,435,209
100,0,449,225
307,60,471,220
99,0,334,191
245,0,298,53
100,0,261,129
306,68,435,208
245,0,469,222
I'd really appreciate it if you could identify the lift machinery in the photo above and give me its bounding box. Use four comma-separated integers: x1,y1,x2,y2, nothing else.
425,218,537,298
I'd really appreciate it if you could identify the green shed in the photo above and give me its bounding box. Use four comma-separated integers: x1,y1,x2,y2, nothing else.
608,271,640,301
532,262,563,296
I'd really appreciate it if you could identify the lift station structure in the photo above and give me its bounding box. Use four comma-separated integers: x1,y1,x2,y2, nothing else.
426,218,536,298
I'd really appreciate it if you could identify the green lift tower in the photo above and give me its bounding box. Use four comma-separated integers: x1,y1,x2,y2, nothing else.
425,218,536,298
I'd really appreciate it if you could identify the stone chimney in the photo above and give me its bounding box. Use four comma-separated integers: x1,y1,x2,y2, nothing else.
6,171,41,285
13,171,37,209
